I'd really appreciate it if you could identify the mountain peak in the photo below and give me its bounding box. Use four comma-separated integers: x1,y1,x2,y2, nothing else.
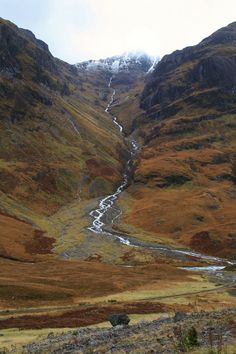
76,52,156,74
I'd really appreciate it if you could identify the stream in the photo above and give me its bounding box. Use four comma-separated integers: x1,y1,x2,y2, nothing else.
88,76,236,283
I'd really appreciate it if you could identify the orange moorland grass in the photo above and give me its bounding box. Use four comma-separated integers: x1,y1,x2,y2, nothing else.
0,211,195,307
121,181,236,257
0,211,54,262
84,128,236,261
0,255,192,308
2,209,234,330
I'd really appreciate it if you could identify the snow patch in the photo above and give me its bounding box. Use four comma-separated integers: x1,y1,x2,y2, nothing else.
76,51,155,74
148,56,160,73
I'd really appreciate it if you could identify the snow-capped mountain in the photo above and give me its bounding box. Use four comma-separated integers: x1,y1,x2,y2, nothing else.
76,52,158,74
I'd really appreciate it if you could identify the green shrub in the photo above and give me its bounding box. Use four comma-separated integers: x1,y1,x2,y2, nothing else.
173,325,199,352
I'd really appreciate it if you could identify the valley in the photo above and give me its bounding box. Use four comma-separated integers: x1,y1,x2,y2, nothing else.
0,17,236,352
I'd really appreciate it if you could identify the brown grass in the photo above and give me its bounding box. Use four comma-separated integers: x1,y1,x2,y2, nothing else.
0,301,188,330
0,211,54,262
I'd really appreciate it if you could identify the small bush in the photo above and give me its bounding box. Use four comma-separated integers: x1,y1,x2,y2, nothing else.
173,325,199,352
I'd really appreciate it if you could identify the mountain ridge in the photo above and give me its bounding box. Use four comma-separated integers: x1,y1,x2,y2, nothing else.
76,52,155,73
141,21,236,113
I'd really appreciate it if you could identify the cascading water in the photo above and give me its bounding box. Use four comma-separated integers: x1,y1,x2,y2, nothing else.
87,76,236,279
88,76,137,240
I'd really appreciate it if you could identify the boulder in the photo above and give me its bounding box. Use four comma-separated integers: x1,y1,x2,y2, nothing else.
174,311,187,322
108,314,130,327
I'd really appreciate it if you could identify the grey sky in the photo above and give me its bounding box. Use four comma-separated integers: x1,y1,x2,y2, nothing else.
1,0,236,64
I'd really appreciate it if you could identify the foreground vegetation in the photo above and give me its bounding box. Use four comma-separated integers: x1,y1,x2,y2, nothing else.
0,308,235,353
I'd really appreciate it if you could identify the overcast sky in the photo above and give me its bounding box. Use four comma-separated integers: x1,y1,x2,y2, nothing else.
1,0,236,63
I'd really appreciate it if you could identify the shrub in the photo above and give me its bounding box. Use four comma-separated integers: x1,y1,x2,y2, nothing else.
173,325,199,352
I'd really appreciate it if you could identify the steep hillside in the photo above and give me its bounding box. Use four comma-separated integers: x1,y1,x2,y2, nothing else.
141,21,236,114
0,17,158,263
0,17,126,217
118,22,236,258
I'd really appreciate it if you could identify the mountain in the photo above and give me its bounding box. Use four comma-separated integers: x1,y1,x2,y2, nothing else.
117,22,236,258
0,17,127,217
1,17,236,337
140,21,236,114
76,52,155,134
76,52,154,75
0,17,158,276
0,18,167,324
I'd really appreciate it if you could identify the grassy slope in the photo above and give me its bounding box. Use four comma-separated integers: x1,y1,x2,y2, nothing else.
0,18,125,218
0,18,128,264
116,24,236,258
